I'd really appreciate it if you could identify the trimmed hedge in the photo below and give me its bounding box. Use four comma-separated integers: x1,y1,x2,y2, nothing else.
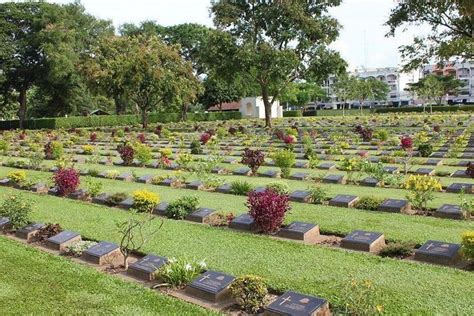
282,110,303,117
0,111,242,130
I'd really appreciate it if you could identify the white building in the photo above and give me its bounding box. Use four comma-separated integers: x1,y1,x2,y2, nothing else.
421,61,474,104
239,97,283,119
322,67,420,109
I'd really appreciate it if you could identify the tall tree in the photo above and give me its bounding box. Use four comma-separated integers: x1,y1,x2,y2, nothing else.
280,82,325,108
199,75,242,110
333,75,357,116
349,77,389,113
386,0,473,70
209,0,346,127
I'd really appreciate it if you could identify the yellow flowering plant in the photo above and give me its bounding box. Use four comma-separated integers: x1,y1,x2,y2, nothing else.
7,170,27,184
404,175,442,210
132,190,160,213
82,144,95,155
461,231,474,261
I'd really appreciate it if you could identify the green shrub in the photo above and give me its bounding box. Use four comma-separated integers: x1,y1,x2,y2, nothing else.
266,181,290,195
283,110,303,117
106,192,128,206
0,194,33,229
230,181,254,195
132,190,160,213
308,185,328,204
230,275,268,314
7,170,27,184
271,149,296,178
461,231,474,260
134,142,153,165
190,140,203,154
418,143,433,157
166,196,200,219
85,177,103,197
51,141,64,160
379,242,415,258
156,258,207,287
355,196,383,211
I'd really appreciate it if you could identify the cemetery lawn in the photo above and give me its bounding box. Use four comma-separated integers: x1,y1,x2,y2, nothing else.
1,188,472,314
0,236,214,315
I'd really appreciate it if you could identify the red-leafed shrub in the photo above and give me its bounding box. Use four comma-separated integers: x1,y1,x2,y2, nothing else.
400,136,413,150
137,133,146,143
155,125,162,136
18,131,26,140
283,135,296,144
274,129,285,140
90,132,97,142
247,189,291,234
53,168,80,196
117,142,134,165
124,127,130,132
433,125,441,133
241,148,265,175
228,127,237,135
200,132,211,145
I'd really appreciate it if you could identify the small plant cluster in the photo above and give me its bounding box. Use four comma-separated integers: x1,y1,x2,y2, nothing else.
190,140,203,154
53,168,80,196
134,142,153,165
355,125,373,141
132,190,160,213
82,144,95,155
7,170,27,184
404,175,442,210
117,142,135,165
461,231,474,261
166,196,200,219
156,258,207,287
379,241,415,258
205,211,235,226
241,148,265,175
229,275,268,314
44,141,64,160
33,223,63,243
308,184,328,204
85,177,103,197
271,149,296,178
65,240,97,257
400,135,413,151
106,192,128,206
200,132,212,145
230,180,254,195
336,278,384,315
355,196,383,211
0,194,32,229
417,143,433,157
247,189,291,234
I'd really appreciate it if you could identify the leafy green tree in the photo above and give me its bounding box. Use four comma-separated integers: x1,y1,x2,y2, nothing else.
333,75,358,116
280,82,325,108
122,35,202,128
407,74,463,113
386,0,473,70
199,75,243,110
209,0,346,127
349,78,389,113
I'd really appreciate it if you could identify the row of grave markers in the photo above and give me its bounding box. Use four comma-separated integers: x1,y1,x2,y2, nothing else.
0,219,331,316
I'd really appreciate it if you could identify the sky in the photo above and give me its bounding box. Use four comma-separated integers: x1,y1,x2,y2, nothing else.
4,0,428,70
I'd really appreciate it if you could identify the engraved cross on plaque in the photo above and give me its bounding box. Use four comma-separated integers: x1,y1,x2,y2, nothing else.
279,296,292,305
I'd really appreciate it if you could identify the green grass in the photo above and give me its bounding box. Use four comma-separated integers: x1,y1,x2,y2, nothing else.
0,188,472,314
0,236,214,315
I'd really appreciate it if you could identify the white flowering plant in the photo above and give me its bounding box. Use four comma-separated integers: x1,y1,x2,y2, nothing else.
155,257,207,287
65,240,97,257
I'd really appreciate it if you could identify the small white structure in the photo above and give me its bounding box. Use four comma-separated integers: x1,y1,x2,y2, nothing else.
239,97,283,119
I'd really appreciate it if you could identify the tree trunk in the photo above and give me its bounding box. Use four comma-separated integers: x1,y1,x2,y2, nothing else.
342,100,345,117
114,94,126,115
261,85,272,128
181,104,188,121
18,88,28,130
141,109,148,129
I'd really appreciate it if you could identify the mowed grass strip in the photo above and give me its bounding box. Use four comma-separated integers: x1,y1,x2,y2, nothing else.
0,236,215,315
0,188,472,314
0,168,471,243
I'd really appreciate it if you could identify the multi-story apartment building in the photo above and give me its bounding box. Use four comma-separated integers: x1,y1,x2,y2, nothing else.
421,61,473,104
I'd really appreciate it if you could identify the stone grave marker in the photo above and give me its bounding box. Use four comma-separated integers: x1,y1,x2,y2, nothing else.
117,173,134,182
166,162,180,170
265,160,276,167
290,172,310,181
186,271,235,302
127,254,167,281
118,197,134,210
97,171,108,178
457,161,470,167
259,169,281,178
69,189,87,200
253,187,266,193
328,195,359,208
383,166,399,174
0,217,11,231
378,199,411,213
82,241,122,265
223,157,237,164
217,183,232,194
461,153,474,159
186,208,216,223
16,222,45,241
229,214,258,232
30,183,48,194
425,159,442,166
414,240,461,266
430,152,445,158
0,178,10,186
360,177,380,187
46,231,81,251
211,167,226,175
153,202,169,216
341,230,385,253
48,187,59,196
92,193,109,205
289,190,312,203
318,162,336,170
446,183,472,193
277,222,320,243
294,161,309,168
264,291,329,316
368,157,380,163
434,204,467,220
160,178,177,187
233,167,252,176
137,175,153,184
322,174,345,184
451,170,469,178
414,168,435,176
186,180,205,190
